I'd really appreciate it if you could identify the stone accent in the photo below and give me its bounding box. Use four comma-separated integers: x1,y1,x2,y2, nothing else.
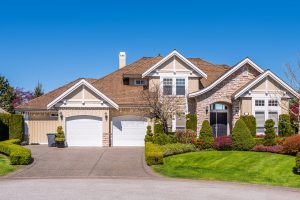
102,132,110,147
195,64,260,133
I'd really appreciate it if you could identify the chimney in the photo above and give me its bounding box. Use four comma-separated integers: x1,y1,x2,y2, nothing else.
119,52,126,68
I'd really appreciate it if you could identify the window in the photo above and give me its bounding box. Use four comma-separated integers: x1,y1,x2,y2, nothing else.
176,78,185,95
50,113,58,118
163,78,173,95
268,100,278,107
210,103,227,111
269,111,278,133
134,79,146,85
255,100,265,106
255,111,265,133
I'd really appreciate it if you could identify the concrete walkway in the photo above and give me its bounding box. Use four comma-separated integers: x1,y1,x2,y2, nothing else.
0,178,299,200
5,145,156,179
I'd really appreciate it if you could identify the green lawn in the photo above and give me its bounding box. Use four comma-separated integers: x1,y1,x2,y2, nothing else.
0,154,20,176
153,151,300,188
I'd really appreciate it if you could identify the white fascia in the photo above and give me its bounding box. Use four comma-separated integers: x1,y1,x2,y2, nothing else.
47,79,119,109
142,50,207,78
189,58,264,97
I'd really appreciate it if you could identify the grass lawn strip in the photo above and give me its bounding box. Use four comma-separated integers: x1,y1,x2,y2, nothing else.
0,154,20,176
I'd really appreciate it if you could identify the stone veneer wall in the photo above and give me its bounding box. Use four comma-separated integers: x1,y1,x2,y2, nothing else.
195,64,260,133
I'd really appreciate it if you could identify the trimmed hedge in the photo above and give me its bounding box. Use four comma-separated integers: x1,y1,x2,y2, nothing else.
295,152,300,175
240,115,256,137
198,120,214,149
283,134,300,155
232,119,255,151
0,139,31,165
264,119,276,146
145,142,163,166
186,114,197,131
144,125,153,143
160,143,196,157
0,114,24,141
175,129,196,144
154,120,164,134
279,114,294,137
213,136,233,151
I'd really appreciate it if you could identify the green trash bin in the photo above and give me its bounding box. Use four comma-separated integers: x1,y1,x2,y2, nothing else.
47,133,56,147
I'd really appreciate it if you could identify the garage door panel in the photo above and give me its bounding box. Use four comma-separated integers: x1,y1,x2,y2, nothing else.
113,116,147,147
66,116,103,147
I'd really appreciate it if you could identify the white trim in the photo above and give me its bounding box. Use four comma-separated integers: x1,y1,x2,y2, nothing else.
189,58,264,97
234,70,300,99
47,79,119,109
142,50,207,78
134,79,146,86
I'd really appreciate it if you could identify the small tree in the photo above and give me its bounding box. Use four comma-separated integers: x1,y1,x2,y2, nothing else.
232,119,255,150
198,120,214,149
279,114,294,136
55,126,65,147
240,115,256,137
264,119,276,146
34,81,44,98
0,75,15,113
144,125,153,142
186,114,197,131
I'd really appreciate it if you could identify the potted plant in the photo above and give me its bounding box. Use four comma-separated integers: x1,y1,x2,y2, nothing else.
55,126,65,148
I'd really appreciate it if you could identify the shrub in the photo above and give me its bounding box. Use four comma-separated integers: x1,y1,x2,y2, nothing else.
0,139,31,165
186,114,197,131
144,125,153,143
264,119,276,146
295,152,300,175
251,145,283,154
240,115,256,137
154,120,164,134
232,119,255,151
153,132,170,145
55,126,65,142
254,138,264,145
160,143,196,157
279,114,294,137
0,114,24,141
282,134,300,155
198,120,214,149
145,142,163,165
175,129,197,144
0,114,10,141
213,136,233,150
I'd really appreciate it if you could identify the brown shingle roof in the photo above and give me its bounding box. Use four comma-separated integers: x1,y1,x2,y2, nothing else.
17,55,231,110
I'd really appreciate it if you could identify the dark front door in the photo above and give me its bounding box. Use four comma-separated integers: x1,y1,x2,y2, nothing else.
210,112,227,137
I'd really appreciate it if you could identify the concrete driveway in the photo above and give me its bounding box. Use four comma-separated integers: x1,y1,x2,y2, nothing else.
6,145,156,179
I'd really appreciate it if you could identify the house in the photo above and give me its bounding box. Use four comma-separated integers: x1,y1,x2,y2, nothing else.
0,107,8,114
16,50,299,147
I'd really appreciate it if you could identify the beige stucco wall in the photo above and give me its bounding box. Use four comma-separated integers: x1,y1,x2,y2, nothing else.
27,112,59,144
240,98,252,115
66,86,99,100
252,77,284,92
148,77,160,92
281,98,289,114
189,77,199,93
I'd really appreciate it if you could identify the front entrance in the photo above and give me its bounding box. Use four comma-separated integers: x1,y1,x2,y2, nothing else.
210,103,229,137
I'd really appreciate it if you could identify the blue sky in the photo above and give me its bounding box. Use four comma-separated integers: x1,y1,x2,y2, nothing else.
0,0,299,92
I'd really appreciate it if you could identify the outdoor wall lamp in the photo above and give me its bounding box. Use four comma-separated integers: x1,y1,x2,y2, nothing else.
59,112,63,120
105,112,108,121
205,106,209,115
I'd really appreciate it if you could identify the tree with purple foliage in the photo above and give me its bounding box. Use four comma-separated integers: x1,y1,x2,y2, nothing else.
12,87,34,109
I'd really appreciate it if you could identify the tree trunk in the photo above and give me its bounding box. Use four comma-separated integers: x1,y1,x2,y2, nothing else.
162,119,168,134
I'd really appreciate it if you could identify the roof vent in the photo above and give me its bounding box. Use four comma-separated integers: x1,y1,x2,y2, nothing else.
119,52,126,69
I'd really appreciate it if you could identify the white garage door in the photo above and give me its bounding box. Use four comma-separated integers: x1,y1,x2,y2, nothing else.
66,116,102,147
112,116,147,146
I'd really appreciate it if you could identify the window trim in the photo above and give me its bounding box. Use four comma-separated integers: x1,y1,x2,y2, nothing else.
134,79,146,86
160,76,188,96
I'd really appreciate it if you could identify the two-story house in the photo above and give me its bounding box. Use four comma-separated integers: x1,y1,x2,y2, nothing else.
17,50,299,147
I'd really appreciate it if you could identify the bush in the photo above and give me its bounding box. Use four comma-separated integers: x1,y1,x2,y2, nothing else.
254,138,264,145
153,132,170,145
240,115,256,137
283,134,300,155
145,142,163,165
154,120,164,134
186,114,197,131
198,120,214,149
55,126,65,142
264,119,276,146
144,125,153,143
232,119,255,151
279,114,294,137
0,139,31,165
251,145,283,154
160,143,196,157
0,114,24,141
213,136,233,150
295,152,300,175
175,129,197,144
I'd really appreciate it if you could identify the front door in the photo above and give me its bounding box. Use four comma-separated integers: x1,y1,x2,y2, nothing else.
210,112,227,137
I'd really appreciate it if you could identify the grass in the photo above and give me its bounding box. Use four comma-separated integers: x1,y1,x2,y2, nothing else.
153,151,300,188
0,154,20,176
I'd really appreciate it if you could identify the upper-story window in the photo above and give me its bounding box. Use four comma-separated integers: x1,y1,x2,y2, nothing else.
163,78,173,95
176,78,185,95
268,100,278,106
134,79,146,86
255,100,264,106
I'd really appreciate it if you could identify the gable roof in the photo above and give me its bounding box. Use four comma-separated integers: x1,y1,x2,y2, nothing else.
16,54,230,110
142,50,208,78
233,70,300,99
47,79,119,109
189,58,264,97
